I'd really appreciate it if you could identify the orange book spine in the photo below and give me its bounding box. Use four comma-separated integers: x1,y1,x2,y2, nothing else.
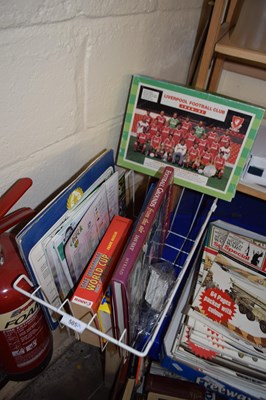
71,215,132,313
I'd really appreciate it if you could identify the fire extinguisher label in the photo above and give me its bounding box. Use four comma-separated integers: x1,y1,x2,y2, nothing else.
0,298,49,367
0,298,38,330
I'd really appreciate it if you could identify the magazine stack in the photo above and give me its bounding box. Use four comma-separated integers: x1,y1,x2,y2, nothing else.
162,220,266,400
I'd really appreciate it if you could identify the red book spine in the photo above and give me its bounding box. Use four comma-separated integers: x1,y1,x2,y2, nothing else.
113,166,174,283
71,215,132,313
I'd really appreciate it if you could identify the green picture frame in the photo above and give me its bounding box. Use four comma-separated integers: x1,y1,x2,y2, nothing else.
117,75,265,201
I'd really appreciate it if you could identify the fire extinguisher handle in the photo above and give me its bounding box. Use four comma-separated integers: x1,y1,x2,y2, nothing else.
0,178,33,219
0,208,35,235
13,274,34,291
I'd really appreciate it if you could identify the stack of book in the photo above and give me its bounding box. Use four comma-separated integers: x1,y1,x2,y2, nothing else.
162,220,266,400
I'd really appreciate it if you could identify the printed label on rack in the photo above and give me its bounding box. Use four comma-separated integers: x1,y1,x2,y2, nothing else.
61,315,87,333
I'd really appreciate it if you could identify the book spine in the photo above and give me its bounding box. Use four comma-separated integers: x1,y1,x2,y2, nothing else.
113,166,174,282
71,216,132,312
97,287,113,337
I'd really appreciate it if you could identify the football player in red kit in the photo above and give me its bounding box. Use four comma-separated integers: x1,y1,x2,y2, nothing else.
185,127,198,151
161,121,172,142
134,131,148,153
214,151,225,178
207,126,218,148
144,110,153,127
209,136,221,158
185,142,200,170
197,133,208,156
197,147,214,171
155,110,167,130
172,123,185,145
147,118,161,139
148,130,162,157
134,117,149,154
181,116,193,135
219,129,231,148
161,133,175,162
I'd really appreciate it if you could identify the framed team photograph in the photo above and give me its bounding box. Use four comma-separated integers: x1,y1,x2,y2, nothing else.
117,75,265,201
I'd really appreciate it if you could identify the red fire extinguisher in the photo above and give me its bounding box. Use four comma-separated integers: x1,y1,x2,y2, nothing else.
0,179,53,381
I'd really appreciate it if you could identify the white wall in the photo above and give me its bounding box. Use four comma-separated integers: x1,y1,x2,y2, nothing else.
0,0,203,213
0,2,203,396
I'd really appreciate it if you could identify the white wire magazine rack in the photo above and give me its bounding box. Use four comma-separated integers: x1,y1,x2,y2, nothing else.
13,188,218,358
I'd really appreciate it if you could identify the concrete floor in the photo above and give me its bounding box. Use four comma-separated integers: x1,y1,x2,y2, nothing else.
1,341,113,400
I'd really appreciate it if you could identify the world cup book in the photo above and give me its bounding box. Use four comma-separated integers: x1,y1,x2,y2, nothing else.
117,75,265,201
71,215,132,317
111,166,174,345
